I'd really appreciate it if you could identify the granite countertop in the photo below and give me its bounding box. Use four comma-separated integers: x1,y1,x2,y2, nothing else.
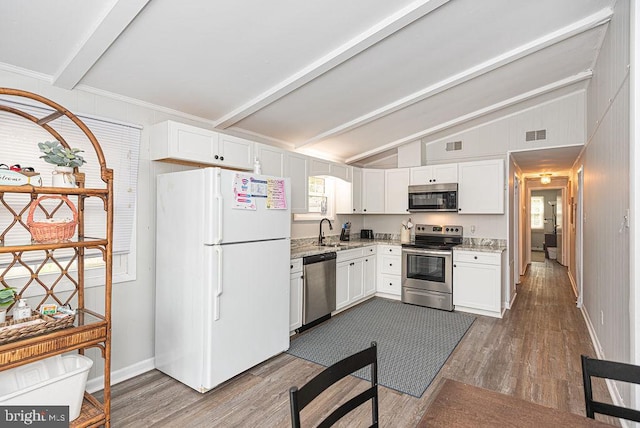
291,237,403,259
453,244,506,253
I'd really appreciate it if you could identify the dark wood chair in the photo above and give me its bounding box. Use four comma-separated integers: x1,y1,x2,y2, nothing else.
289,341,379,428
581,354,640,422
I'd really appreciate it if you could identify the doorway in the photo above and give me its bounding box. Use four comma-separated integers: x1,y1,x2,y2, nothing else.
523,177,569,269
530,188,562,263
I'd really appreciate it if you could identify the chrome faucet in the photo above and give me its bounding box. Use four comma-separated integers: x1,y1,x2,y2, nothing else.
318,218,333,245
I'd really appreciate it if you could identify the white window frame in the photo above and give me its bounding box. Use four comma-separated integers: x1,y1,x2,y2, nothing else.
294,176,336,221
531,196,545,230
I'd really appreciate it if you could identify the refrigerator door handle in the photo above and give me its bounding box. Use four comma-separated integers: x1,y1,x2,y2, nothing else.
214,246,223,321
216,192,223,244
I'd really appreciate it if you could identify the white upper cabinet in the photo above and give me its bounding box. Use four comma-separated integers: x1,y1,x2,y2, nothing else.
150,120,254,170
409,163,458,185
285,152,309,214
336,166,362,214
217,133,255,170
255,143,286,177
457,159,504,214
362,169,385,214
309,158,350,181
309,158,332,176
329,163,349,182
151,120,219,164
385,168,410,214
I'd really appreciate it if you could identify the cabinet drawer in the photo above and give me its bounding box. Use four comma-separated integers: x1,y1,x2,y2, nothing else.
453,251,500,265
337,248,364,262
290,258,302,273
378,274,401,295
363,245,377,256
378,245,401,256
380,254,401,275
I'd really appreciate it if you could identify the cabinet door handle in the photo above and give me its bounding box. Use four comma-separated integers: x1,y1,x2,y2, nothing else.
290,264,293,269
458,208,462,211
454,264,457,267
474,256,478,259
365,259,368,262
220,156,224,161
215,155,219,159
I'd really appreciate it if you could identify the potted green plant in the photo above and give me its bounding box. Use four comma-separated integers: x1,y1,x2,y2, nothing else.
38,141,86,188
0,287,16,323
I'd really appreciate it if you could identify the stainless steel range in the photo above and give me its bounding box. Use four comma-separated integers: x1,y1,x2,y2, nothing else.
401,224,463,311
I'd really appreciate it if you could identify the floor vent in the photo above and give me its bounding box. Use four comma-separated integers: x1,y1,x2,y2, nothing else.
525,129,547,141
446,141,462,151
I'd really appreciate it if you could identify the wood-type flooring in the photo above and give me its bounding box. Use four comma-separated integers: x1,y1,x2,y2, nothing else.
104,259,619,427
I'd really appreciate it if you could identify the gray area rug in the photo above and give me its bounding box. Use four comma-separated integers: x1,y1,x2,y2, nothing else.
287,297,475,398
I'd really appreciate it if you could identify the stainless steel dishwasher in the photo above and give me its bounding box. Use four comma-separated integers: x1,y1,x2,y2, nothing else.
300,252,337,331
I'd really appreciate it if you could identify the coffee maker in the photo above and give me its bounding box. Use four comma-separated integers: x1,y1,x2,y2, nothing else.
340,222,351,241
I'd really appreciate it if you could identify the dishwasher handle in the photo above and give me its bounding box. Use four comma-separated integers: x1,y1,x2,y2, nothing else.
303,252,337,264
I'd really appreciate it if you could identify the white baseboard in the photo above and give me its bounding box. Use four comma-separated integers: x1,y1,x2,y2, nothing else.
568,271,579,302
580,306,628,427
86,357,155,393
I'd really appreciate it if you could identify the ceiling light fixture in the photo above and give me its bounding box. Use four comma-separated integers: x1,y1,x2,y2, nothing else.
540,174,552,184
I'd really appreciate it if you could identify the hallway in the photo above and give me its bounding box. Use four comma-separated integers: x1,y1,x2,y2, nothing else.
105,259,617,426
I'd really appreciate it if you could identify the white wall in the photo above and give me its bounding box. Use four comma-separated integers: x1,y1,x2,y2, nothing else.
578,0,632,405
424,91,586,164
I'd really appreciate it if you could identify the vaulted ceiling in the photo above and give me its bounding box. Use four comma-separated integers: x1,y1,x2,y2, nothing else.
0,0,615,168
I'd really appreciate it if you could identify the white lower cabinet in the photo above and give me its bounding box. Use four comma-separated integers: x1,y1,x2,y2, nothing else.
336,246,376,311
376,245,401,298
289,258,303,332
363,247,377,297
453,250,503,318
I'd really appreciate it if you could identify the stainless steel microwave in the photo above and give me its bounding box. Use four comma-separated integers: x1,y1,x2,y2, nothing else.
408,183,458,212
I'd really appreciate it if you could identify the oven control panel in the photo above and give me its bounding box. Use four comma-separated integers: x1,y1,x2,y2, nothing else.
415,224,463,237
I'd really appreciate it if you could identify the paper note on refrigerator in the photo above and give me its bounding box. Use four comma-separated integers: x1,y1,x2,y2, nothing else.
266,178,287,209
232,173,256,210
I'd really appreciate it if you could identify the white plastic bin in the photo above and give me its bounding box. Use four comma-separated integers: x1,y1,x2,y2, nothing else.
547,247,557,260
0,354,93,421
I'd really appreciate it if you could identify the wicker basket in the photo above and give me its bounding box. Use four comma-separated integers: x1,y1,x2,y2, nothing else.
0,311,76,345
27,195,78,243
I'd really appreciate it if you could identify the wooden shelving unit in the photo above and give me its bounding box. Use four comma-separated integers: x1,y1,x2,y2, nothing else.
0,88,113,427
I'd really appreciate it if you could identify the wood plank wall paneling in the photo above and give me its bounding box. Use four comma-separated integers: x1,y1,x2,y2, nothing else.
101,261,619,427
580,0,631,405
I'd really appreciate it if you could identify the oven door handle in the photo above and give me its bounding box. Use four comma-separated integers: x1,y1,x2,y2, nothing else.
402,248,452,257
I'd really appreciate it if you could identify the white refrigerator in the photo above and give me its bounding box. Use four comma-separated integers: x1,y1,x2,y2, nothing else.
155,167,291,392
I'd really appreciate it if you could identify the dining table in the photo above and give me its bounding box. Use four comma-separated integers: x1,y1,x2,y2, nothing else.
416,378,615,427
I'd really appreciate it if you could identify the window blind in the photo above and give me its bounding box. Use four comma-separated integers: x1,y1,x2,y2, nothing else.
0,98,140,256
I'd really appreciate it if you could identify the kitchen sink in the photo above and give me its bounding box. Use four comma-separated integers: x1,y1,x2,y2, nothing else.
317,243,348,249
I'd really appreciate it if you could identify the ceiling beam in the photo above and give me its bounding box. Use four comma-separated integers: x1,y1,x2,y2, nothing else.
345,71,593,164
211,0,450,129
300,7,612,149
52,0,150,90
